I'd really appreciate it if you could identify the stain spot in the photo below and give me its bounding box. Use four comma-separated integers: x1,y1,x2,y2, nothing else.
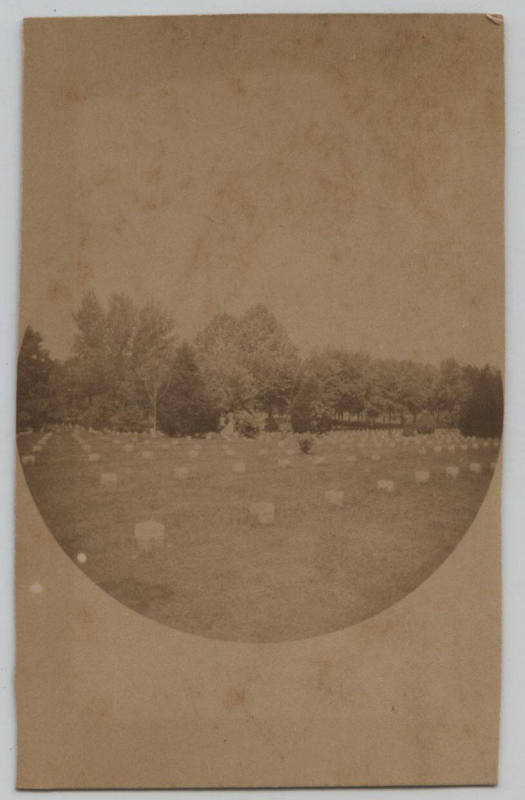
78,606,93,624
147,166,162,185
224,686,248,709
64,87,88,103
231,78,246,96
76,260,94,283
47,281,72,303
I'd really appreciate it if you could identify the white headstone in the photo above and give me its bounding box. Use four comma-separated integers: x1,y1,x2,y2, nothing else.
277,458,291,468
174,466,189,480
141,450,154,459
415,470,430,484
123,444,134,452
232,461,246,474
312,456,327,466
377,479,395,492
88,453,101,462
134,521,165,552
445,465,459,478
469,462,482,474
100,472,118,487
22,454,35,465
249,501,275,524
325,489,344,507
371,453,381,461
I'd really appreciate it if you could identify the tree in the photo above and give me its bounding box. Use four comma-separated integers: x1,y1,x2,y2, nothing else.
133,301,176,433
237,305,301,418
432,358,470,425
72,291,108,405
17,326,57,430
365,359,404,423
158,343,220,436
395,360,438,423
194,313,256,414
459,365,503,437
290,376,333,433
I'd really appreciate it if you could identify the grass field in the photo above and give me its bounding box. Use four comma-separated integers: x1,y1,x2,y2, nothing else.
18,427,499,642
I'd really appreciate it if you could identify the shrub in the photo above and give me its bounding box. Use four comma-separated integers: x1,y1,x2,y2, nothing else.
416,411,436,435
291,379,333,434
234,410,260,438
459,366,503,437
298,435,314,454
264,414,280,432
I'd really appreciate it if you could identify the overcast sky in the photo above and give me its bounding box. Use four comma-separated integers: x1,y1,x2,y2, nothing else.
21,15,504,367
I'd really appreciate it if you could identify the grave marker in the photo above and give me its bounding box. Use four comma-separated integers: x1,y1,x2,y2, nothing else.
134,521,165,552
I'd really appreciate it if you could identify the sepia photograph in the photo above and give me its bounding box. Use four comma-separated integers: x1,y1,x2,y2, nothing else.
17,294,503,642
17,14,503,643
15,13,506,789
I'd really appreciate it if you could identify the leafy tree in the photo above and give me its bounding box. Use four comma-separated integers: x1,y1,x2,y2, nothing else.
432,358,470,424
17,326,57,430
71,291,108,405
395,360,438,423
365,359,404,423
158,343,219,436
459,365,503,437
195,313,256,413
290,375,333,434
133,301,176,433
237,305,301,417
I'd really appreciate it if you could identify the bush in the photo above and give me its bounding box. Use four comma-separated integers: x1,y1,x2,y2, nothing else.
158,343,221,437
298,435,314,454
234,410,260,438
291,380,333,434
459,366,503,438
265,414,280,432
416,411,436,435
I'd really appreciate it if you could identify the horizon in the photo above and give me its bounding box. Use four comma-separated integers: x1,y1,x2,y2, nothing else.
25,294,501,372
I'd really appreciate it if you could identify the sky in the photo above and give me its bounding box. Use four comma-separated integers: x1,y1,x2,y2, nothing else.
20,15,504,367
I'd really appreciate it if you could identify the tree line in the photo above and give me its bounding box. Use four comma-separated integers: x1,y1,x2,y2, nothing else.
17,291,503,438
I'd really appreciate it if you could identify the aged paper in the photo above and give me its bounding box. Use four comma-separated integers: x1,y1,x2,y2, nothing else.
17,14,504,788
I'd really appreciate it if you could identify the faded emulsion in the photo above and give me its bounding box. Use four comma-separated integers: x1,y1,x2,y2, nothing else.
17,300,502,642
16,15,504,789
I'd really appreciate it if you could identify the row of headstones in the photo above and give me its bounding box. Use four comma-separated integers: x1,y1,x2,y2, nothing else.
131,457,499,551
107,460,498,547
69,423,500,447
21,432,53,465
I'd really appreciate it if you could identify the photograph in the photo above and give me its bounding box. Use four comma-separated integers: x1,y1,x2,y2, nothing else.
16,15,503,643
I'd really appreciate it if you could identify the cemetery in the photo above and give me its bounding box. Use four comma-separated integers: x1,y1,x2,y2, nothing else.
15,293,504,641
17,423,499,642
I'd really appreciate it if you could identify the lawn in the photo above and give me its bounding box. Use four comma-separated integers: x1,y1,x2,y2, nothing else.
18,427,499,642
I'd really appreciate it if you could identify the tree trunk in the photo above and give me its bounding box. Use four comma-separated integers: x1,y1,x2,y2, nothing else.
152,388,158,434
